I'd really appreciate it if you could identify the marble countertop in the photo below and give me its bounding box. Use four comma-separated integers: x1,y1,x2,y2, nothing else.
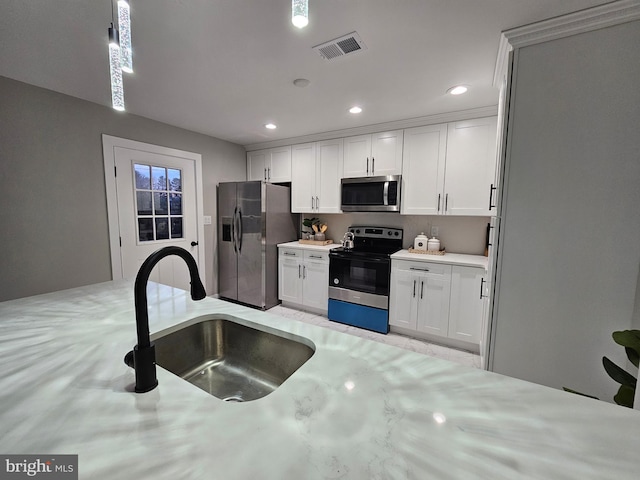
391,250,489,269
1,280,639,479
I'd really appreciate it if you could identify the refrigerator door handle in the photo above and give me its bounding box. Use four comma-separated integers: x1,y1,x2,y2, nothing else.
237,208,243,254
231,207,238,253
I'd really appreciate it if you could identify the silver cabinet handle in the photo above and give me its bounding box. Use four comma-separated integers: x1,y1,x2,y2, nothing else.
420,281,424,299
264,167,267,181
480,277,487,299
445,193,449,212
303,265,306,279
410,267,430,272
308,255,323,259
315,196,319,210
268,167,271,180
413,279,416,298
283,252,297,256
366,157,369,175
372,157,375,175
437,194,441,212
298,264,301,278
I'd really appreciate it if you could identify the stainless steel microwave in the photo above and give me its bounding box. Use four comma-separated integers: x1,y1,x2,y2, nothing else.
341,175,401,212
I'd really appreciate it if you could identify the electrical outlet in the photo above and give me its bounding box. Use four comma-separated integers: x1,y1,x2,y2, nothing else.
203,215,212,225
431,226,439,237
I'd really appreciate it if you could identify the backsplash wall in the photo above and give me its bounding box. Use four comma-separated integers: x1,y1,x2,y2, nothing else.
303,213,490,255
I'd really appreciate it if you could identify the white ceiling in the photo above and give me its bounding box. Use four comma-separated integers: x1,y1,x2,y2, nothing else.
0,0,612,147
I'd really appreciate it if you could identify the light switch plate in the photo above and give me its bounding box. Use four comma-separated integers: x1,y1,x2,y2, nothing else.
203,215,212,225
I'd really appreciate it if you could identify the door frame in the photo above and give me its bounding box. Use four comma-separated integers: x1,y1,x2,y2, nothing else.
102,134,206,286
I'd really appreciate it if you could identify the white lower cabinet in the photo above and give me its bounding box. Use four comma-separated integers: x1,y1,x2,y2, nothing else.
389,260,484,348
278,247,329,313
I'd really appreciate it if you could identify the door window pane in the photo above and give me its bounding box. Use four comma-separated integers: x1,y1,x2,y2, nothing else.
168,169,182,192
152,166,167,190
134,163,184,243
171,218,183,238
154,192,168,215
170,193,182,215
134,164,151,189
136,191,152,216
155,218,170,240
138,218,154,241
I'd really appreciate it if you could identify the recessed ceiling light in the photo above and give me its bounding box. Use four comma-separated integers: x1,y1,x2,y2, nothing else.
447,85,468,95
265,123,277,130
349,106,363,114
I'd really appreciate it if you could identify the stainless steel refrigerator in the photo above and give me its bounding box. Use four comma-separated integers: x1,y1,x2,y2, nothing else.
217,181,298,309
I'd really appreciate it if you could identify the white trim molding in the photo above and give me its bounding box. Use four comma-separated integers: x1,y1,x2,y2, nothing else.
494,0,640,87
101,135,206,287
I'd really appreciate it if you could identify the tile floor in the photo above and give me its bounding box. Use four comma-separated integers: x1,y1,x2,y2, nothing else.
267,305,482,369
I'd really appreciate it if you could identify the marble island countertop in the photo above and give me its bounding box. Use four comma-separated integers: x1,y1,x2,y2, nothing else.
1,280,639,479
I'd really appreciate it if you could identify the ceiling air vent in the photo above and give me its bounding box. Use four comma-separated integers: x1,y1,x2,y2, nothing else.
313,32,367,61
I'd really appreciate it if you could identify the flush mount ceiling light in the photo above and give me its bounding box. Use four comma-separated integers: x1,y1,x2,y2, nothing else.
349,106,363,114
108,23,125,111
265,123,277,130
447,85,469,95
292,0,309,28
117,0,133,73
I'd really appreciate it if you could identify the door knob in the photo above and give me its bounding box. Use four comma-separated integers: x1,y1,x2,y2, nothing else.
191,241,199,247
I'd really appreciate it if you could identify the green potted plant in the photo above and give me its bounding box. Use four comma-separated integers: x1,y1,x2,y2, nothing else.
564,329,640,408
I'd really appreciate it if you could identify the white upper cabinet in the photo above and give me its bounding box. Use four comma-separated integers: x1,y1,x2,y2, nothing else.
291,139,343,213
401,116,498,216
343,130,403,178
247,146,292,183
401,124,447,215
443,117,498,216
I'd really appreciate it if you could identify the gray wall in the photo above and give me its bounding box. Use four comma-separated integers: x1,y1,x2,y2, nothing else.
491,21,640,402
0,76,246,302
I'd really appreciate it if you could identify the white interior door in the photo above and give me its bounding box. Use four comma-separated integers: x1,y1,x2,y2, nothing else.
106,140,203,291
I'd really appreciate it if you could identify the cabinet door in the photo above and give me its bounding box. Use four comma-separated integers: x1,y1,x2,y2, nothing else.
316,139,343,213
443,117,498,216
389,269,418,329
371,130,403,176
415,265,451,337
247,150,267,181
268,146,292,183
291,143,317,213
448,266,484,344
401,124,447,215
302,258,329,312
278,253,302,304
343,134,371,178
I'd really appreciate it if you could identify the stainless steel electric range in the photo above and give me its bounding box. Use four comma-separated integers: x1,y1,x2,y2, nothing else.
328,226,403,334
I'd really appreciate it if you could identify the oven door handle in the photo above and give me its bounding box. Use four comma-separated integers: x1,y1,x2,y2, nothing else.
329,253,389,263
383,181,389,206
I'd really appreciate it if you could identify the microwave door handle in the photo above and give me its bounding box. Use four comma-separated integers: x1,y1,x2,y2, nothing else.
383,181,389,206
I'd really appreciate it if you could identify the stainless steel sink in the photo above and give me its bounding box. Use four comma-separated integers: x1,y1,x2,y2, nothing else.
152,315,315,402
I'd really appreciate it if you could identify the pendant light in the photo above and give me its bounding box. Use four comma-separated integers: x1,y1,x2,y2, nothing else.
108,24,125,111
117,0,133,73
292,0,309,28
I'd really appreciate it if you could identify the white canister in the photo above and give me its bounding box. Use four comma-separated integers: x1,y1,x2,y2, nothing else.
413,232,428,251
427,237,440,251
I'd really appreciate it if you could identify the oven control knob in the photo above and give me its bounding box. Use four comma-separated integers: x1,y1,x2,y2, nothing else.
333,278,339,285
356,229,360,234
394,231,399,236
387,231,392,236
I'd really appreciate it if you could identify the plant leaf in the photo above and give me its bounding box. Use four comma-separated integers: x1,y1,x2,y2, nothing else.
602,356,637,387
562,387,599,400
624,346,640,368
613,384,635,408
611,330,640,367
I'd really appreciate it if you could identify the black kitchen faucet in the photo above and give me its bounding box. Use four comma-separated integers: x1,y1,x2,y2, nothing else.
124,246,206,393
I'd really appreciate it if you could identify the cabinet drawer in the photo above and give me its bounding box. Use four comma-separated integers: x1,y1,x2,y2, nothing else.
303,251,329,263
279,248,301,258
392,260,451,276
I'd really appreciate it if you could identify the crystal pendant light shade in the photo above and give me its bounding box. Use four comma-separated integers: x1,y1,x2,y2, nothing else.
117,0,133,73
108,26,125,111
292,0,309,28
